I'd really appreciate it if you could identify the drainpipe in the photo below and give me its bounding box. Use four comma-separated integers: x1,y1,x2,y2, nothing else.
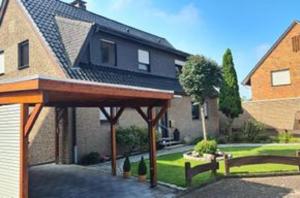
71,108,78,164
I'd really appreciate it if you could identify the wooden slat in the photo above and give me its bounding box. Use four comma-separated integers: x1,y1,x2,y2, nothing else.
110,108,117,176
153,104,169,126
135,107,148,122
112,107,125,124
99,107,112,122
148,107,157,188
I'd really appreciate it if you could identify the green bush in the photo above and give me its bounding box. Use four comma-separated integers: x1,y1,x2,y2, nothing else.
80,152,101,165
138,157,147,175
194,140,218,155
277,131,293,143
241,120,266,143
123,156,131,172
116,126,148,154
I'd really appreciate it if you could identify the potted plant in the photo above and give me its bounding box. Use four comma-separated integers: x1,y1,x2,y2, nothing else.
123,156,131,178
194,139,218,161
138,156,147,182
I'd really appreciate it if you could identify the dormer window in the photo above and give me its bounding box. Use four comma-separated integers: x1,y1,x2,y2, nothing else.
175,59,185,77
101,39,116,66
138,49,150,72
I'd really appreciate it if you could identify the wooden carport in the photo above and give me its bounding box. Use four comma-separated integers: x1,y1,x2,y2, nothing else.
0,75,173,198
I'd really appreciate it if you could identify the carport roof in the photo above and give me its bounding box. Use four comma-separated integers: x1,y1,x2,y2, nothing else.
0,75,173,107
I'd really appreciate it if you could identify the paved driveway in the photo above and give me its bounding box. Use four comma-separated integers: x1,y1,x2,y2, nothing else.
29,164,177,198
180,175,300,198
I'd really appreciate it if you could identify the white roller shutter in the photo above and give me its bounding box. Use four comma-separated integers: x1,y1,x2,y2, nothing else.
0,104,21,198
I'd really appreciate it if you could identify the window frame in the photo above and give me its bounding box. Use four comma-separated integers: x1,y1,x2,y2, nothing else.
191,102,208,120
18,40,29,70
100,39,117,66
0,50,4,75
138,49,151,72
271,69,291,87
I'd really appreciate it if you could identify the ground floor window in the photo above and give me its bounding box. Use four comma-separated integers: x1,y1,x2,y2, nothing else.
192,102,208,120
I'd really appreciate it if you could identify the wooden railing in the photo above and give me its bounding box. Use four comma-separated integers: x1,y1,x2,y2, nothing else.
185,157,219,186
224,151,300,176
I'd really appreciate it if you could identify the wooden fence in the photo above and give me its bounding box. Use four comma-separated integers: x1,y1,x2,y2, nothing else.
224,151,300,176
185,157,219,186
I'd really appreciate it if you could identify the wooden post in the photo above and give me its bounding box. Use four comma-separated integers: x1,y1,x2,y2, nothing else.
148,107,157,188
297,151,300,171
224,154,229,176
185,162,192,186
110,107,117,176
20,104,29,198
211,155,217,176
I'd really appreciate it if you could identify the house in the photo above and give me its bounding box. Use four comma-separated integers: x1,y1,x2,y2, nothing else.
0,0,219,166
241,21,300,131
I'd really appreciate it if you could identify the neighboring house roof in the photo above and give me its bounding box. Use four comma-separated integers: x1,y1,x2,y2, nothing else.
242,21,299,86
7,0,187,93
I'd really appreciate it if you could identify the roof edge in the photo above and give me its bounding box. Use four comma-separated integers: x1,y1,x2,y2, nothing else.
0,0,9,26
242,20,300,86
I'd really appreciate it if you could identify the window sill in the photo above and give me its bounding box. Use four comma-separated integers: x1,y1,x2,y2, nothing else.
18,65,29,70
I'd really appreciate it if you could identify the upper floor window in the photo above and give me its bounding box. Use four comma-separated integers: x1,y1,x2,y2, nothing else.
0,51,4,74
138,49,150,71
18,40,29,69
101,39,116,66
271,69,291,86
175,59,185,77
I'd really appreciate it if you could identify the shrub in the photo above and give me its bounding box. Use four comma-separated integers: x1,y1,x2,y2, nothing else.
117,126,148,154
241,120,265,142
194,140,218,155
138,157,147,176
277,130,293,143
123,156,131,172
80,152,101,165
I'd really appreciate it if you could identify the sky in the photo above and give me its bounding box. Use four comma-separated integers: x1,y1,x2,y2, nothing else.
68,0,300,99
19,0,300,98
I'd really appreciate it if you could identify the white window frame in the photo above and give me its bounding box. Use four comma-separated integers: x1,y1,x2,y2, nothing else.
271,69,291,86
0,51,4,74
138,49,150,64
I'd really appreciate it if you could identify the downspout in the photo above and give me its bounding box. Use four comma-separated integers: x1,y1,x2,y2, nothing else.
72,108,78,164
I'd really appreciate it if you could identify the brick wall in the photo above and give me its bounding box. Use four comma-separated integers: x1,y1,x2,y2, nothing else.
220,98,300,131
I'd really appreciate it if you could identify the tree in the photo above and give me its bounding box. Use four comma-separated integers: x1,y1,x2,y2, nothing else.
219,49,243,135
179,55,222,140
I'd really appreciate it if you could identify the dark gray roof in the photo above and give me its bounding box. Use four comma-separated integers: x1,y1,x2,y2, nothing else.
17,0,185,92
75,64,184,93
55,15,93,65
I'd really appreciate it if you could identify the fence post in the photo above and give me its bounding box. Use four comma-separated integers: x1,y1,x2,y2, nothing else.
185,162,192,186
297,151,300,171
224,154,229,176
211,155,217,176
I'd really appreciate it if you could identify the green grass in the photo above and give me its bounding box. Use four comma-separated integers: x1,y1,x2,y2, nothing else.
131,145,300,187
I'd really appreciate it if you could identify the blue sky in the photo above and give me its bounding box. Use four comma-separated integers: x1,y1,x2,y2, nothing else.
62,1,300,97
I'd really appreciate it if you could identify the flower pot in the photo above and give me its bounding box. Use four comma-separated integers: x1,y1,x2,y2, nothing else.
138,175,147,182
203,153,215,161
123,171,131,179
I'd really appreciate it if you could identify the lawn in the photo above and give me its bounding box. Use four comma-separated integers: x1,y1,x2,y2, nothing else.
131,145,300,187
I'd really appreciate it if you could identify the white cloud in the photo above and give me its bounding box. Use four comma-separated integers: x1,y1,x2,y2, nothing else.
152,3,200,25
255,43,271,59
110,0,133,11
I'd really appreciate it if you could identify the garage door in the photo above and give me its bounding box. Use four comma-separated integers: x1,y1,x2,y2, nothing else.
0,104,21,198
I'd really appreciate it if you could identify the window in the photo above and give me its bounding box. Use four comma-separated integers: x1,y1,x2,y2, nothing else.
271,69,291,86
138,49,150,71
0,51,4,74
101,39,116,66
175,60,185,77
99,107,110,121
192,102,208,120
18,40,29,69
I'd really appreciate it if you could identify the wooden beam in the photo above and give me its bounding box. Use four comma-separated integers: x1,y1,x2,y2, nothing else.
24,103,43,138
135,107,148,122
148,107,157,188
0,91,44,105
99,107,112,122
153,104,168,127
110,107,117,176
20,104,29,198
112,107,125,124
